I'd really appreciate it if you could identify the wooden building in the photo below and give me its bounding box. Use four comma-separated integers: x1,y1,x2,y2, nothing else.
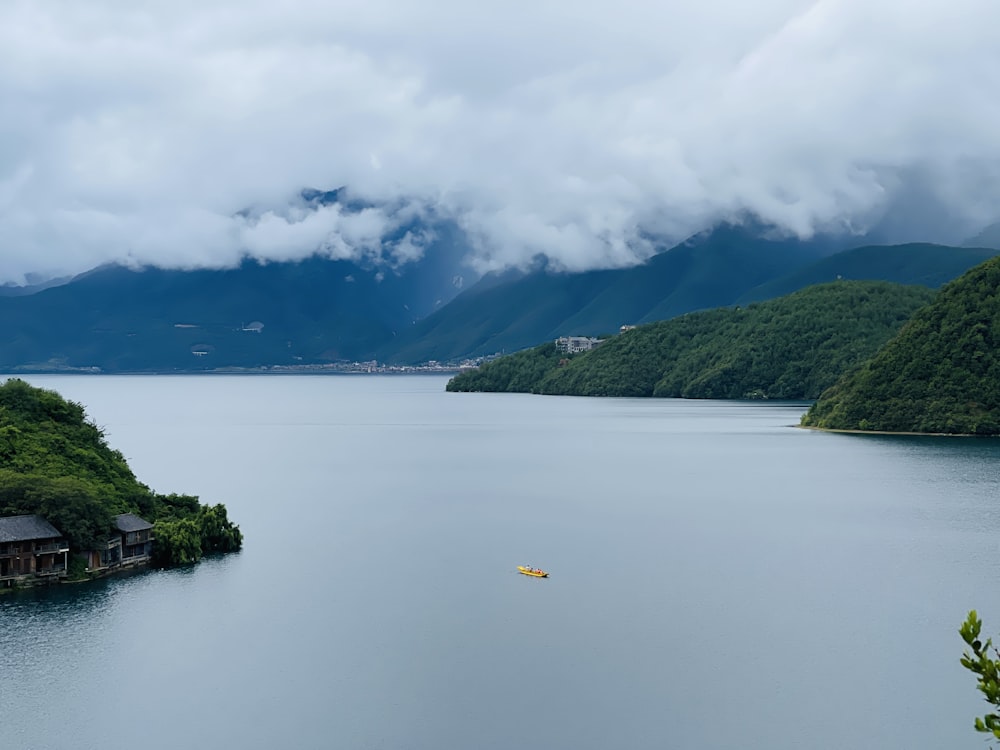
84,513,155,573
0,514,70,587
117,513,154,564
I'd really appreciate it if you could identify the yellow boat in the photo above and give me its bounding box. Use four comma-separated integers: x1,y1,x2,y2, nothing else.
517,565,549,578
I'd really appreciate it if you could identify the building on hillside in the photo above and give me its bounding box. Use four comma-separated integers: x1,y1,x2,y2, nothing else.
620,325,637,333
83,513,155,573
85,531,122,572
116,514,154,565
555,336,602,354
0,514,69,587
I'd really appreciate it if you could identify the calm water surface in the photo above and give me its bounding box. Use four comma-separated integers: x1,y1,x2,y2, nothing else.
1,375,998,750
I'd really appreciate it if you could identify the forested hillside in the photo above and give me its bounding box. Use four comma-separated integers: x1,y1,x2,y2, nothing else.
389,240,997,365
802,257,1000,433
448,281,936,399
384,224,837,363
0,379,241,566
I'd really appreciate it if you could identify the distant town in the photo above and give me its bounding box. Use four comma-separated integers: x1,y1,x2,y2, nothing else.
6,329,641,376
242,359,490,374
4,359,492,375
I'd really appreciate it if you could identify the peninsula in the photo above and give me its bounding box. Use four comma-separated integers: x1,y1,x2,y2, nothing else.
0,378,241,588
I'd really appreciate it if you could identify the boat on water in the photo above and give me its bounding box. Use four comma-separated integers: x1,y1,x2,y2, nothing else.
517,565,548,578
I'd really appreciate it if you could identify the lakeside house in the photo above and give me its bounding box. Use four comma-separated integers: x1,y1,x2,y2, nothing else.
83,513,155,573
1,511,155,586
117,513,154,564
0,514,70,587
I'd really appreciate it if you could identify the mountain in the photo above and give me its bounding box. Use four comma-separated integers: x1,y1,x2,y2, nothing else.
962,222,1000,250
0,186,476,371
378,233,998,364
378,224,841,363
376,266,623,364
295,188,478,313
1,220,997,372
563,224,840,328
736,243,1000,304
0,239,471,371
801,255,1000,434
0,275,74,297
447,280,936,399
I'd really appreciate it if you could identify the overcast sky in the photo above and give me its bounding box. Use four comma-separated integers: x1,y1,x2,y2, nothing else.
2,0,999,283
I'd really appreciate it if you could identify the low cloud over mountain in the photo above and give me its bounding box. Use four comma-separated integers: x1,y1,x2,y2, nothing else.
2,0,998,284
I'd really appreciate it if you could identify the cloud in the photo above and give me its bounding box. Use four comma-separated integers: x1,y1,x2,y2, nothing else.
0,0,998,283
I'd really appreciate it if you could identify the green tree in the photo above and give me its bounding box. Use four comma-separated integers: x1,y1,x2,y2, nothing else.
149,504,243,565
960,610,1000,741
196,503,243,553
0,470,112,550
151,518,203,566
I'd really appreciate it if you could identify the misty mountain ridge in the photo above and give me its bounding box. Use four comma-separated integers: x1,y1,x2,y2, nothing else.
0,247,470,371
962,221,1000,250
6,182,996,294
372,220,995,365
0,211,997,372
14,179,999,294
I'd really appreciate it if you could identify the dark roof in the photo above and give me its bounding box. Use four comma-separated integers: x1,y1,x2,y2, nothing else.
0,514,64,543
115,513,154,532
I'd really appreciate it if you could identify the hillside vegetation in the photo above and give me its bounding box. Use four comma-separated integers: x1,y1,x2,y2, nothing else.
448,281,936,399
390,238,996,364
802,256,1000,434
0,379,241,566
387,225,836,363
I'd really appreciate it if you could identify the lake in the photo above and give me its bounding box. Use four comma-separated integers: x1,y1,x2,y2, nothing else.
1,374,998,750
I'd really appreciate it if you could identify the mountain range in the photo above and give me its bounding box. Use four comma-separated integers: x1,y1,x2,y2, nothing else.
1,223,998,372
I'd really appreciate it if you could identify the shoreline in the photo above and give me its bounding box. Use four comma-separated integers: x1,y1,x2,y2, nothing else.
795,424,994,438
0,368,462,377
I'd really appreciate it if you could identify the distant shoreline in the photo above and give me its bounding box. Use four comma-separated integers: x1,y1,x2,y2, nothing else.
796,424,992,438
1,366,462,376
